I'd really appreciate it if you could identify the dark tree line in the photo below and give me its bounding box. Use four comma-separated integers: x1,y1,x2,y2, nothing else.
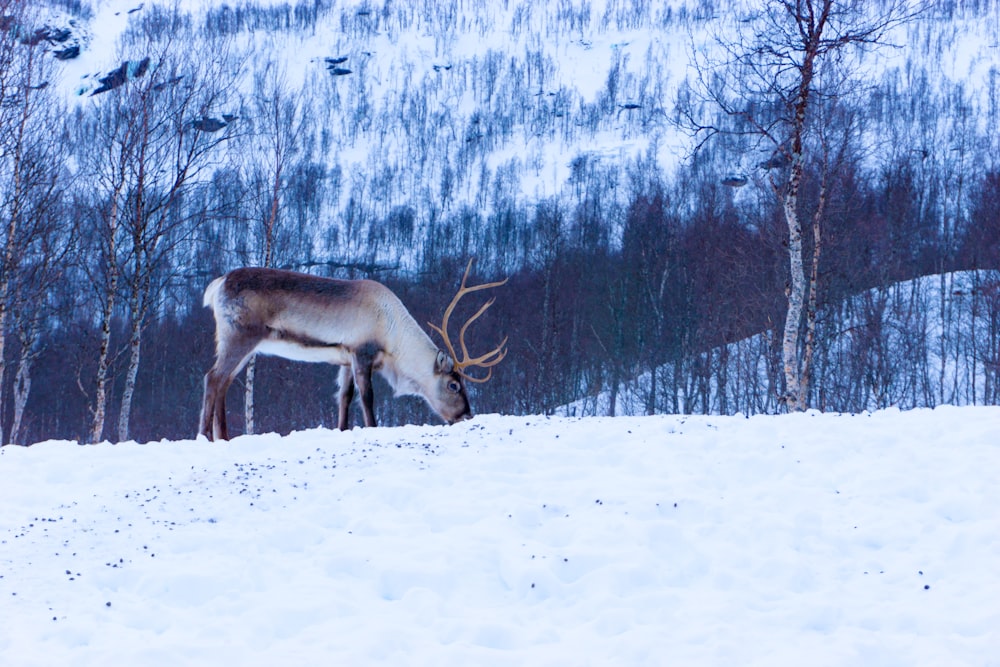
1,0,998,443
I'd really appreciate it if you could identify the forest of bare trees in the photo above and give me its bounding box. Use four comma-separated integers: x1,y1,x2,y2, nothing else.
1,0,998,444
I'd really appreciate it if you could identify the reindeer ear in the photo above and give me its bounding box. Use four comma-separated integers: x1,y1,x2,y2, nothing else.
435,350,454,374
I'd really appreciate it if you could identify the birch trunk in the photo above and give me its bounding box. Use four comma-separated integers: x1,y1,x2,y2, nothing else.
117,287,143,442
11,352,32,445
0,270,11,443
781,175,806,411
244,356,256,436
91,287,116,443
10,318,39,445
799,171,829,406
91,194,122,444
779,20,819,412
0,181,18,444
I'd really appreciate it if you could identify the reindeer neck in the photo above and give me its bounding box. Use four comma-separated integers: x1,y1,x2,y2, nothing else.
379,302,440,395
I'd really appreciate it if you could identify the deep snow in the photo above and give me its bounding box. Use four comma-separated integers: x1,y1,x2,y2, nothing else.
2,408,998,665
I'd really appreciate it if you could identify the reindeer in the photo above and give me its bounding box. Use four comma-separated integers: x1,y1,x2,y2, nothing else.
199,261,507,440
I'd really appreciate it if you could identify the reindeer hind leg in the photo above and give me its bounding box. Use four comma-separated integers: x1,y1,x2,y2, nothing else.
201,329,259,441
199,372,217,438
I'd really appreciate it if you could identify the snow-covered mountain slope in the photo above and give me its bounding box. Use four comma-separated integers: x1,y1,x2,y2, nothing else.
2,408,998,665
36,0,1000,249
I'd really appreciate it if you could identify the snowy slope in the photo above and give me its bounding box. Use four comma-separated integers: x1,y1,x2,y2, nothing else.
43,0,1000,248
2,408,998,665
560,270,1000,417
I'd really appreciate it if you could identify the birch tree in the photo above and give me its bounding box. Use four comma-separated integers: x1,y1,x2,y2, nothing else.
239,61,308,435
78,24,240,442
8,215,69,443
682,0,919,410
75,103,130,443
0,0,66,443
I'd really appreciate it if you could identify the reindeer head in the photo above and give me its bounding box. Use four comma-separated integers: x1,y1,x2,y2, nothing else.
427,259,508,423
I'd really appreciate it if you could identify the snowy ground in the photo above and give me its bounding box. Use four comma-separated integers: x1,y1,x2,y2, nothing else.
2,408,998,666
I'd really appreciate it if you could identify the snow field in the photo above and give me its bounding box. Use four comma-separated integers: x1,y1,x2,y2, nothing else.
1,407,998,665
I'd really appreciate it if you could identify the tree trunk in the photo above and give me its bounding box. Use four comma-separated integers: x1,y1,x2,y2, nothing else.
0,208,17,443
91,287,116,443
799,171,829,406
607,371,618,417
117,296,142,442
0,275,10,443
11,355,31,445
117,216,154,442
780,30,819,412
91,195,121,444
781,183,806,411
10,319,39,445
244,356,256,436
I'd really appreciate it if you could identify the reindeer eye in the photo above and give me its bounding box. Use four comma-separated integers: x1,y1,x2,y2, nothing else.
447,380,462,394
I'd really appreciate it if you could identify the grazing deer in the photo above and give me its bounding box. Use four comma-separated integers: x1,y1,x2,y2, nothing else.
199,261,507,441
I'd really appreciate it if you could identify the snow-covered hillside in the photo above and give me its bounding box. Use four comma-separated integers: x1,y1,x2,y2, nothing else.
48,0,701,223
561,270,1000,417
39,0,1000,258
2,408,998,665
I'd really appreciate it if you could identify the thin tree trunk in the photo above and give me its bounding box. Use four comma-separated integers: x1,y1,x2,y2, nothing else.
799,172,828,406
91,194,121,444
117,201,155,442
244,356,256,435
0,198,17,444
10,318,39,445
647,364,657,415
11,352,32,445
91,289,116,443
117,291,143,442
608,371,618,417
0,276,10,443
717,343,729,414
116,101,151,443
780,30,819,412
781,184,806,411
539,263,554,412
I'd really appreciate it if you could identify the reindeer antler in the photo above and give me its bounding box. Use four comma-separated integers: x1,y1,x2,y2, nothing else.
428,259,508,383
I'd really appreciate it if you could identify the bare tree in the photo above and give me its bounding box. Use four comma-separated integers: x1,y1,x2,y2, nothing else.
74,105,130,444
681,0,920,410
0,0,66,443
8,215,70,443
77,23,241,442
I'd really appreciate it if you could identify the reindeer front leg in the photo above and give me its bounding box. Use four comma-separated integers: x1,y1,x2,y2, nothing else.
352,344,380,428
337,364,355,431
